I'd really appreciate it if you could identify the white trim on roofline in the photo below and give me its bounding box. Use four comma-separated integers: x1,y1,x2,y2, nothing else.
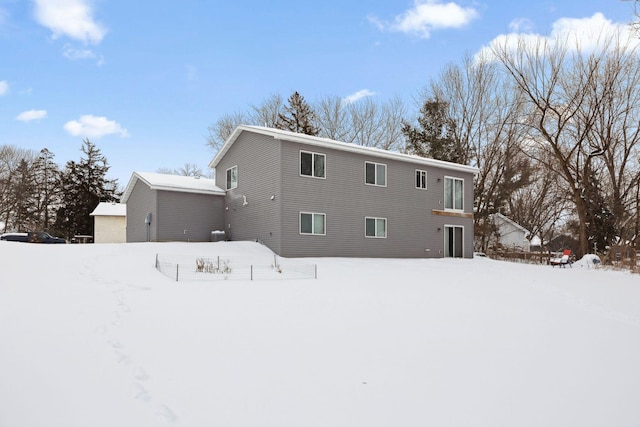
209,125,480,175
121,171,225,203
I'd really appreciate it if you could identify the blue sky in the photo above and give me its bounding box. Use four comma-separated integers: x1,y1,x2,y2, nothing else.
0,0,636,188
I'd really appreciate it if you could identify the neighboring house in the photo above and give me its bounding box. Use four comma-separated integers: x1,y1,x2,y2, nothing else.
208,125,479,258
490,213,533,251
90,202,126,243
547,234,580,254
122,172,225,242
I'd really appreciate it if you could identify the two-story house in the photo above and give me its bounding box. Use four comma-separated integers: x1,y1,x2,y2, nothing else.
208,125,478,258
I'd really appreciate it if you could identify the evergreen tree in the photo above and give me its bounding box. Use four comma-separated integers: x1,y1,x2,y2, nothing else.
10,159,37,231
402,99,462,163
582,167,617,253
276,91,320,136
54,139,119,239
402,98,461,163
32,148,61,231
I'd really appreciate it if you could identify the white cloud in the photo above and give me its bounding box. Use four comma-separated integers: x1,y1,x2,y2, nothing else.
476,13,639,62
370,0,478,39
62,45,105,65
508,18,534,33
33,0,107,44
64,115,130,139
63,46,96,60
0,80,8,96
343,89,376,105
16,109,47,122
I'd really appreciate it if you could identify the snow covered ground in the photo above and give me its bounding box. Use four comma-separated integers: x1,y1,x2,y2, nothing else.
1,241,639,427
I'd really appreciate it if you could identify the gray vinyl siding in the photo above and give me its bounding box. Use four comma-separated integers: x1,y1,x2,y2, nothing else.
213,128,475,258
155,190,225,242
216,131,282,253
278,139,475,258
126,180,157,242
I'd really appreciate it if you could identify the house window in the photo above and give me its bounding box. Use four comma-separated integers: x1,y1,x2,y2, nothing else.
444,176,463,210
300,151,326,178
365,217,387,238
300,212,326,235
226,165,238,190
365,161,386,186
416,170,427,189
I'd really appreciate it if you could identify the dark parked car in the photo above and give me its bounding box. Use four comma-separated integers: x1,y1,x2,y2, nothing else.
0,232,66,244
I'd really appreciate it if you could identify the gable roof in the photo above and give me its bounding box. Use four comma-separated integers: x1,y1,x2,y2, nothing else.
209,125,480,175
90,202,126,217
121,172,225,203
492,212,529,234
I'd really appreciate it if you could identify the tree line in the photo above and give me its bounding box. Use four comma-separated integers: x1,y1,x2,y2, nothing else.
208,28,640,259
0,139,118,240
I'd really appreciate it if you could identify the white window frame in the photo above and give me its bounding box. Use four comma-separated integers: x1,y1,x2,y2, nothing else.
299,212,326,236
444,176,464,211
416,169,427,190
365,161,387,187
300,150,326,179
226,165,238,190
365,216,387,238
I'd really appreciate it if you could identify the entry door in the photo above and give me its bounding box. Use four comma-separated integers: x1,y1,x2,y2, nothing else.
444,225,464,258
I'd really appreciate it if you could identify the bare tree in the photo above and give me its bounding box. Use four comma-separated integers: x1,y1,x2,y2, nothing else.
424,53,530,252
157,162,206,177
508,149,570,251
206,111,247,153
586,41,640,248
315,95,352,142
249,93,283,128
0,145,37,231
206,93,285,153
346,95,406,150
491,34,624,257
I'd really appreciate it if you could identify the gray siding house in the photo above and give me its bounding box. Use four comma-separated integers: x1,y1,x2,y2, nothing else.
209,126,478,258
122,172,225,242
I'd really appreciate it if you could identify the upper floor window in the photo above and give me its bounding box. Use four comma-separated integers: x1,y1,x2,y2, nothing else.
300,151,325,178
365,217,387,238
365,161,386,187
444,176,464,210
416,170,427,189
226,165,238,190
300,212,326,235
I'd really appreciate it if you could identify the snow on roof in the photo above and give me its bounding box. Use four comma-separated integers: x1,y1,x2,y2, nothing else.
121,172,224,203
209,125,480,175
90,202,126,217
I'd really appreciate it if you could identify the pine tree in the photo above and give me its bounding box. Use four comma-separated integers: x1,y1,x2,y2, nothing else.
10,159,37,231
54,139,119,239
582,167,617,253
32,148,61,231
276,91,320,136
402,98,461,163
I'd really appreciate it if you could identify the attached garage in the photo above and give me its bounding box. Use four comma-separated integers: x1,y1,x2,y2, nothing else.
121,172,225,242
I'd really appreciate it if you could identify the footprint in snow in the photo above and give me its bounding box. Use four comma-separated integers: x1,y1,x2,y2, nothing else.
134,366,149,381
156,404,178,424
133,382,151,403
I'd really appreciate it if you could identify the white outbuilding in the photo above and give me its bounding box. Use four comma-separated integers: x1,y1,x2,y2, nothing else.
90,202,127,243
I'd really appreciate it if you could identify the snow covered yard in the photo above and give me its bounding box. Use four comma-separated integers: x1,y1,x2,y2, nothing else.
1,241,639,427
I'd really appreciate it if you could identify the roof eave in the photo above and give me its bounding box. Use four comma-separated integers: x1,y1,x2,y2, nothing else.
209,125,479,175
